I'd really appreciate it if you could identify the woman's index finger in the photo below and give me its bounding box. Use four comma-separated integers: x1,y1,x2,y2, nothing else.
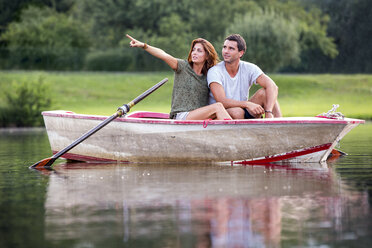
126,34,134,40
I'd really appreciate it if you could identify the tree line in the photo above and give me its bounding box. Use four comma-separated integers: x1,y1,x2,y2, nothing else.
0,0,370,73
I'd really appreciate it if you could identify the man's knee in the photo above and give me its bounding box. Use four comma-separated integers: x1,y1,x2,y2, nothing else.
249,88,266,105
256,88,266,99
227,107,244,119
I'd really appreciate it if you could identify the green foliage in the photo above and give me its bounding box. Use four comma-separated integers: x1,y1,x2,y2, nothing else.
264,1,338,58
74,0,194,49
151,13,193,58
84,48,133,71
245,1,338,72
300,0,372,73
120,19,194,72
72,0,339,72
187,0,261,43
75,0,260,51
0,6,91,70
226,9,300,72
297,11,338,59
1,76,53,127
1,0,369,72
0,0,74,37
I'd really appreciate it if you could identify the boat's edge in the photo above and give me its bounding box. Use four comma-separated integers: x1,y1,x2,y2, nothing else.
42,110,365,125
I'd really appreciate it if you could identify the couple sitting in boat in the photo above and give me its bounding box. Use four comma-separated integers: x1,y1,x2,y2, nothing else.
126,33,282,120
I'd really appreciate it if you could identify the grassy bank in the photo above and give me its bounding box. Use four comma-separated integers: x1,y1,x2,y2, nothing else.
1,71,372,120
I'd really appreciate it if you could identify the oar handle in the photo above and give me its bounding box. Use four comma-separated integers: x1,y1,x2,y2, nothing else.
117,78,168,116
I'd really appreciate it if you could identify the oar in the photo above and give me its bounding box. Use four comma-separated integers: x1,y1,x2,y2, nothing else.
31,78,168,168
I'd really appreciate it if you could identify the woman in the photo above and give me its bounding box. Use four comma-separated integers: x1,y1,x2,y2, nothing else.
126,34,232,120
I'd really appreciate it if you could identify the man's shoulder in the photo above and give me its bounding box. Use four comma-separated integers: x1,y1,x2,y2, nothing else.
207,62,225,84
208,61,224,74
210,61,224,70
239,60,262,73
240,60,258,68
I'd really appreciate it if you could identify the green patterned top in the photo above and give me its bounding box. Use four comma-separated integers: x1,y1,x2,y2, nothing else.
169,59,209,119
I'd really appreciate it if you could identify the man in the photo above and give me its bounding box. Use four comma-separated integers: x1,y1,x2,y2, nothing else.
207,34,282,119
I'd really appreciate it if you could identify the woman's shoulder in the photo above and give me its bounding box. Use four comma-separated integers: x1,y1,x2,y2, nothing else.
175,59,189,72
177,59,188,67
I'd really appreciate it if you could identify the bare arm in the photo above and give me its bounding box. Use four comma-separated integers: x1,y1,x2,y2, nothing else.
209,82,264,116
255,74,278,114
126,34,178,70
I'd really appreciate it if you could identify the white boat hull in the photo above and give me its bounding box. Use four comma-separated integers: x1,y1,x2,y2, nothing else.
42,111,364,164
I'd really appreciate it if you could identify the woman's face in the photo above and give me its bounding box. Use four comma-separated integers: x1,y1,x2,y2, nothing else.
191,43,207,64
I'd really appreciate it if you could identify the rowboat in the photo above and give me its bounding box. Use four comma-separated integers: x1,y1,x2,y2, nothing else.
41,106,364,164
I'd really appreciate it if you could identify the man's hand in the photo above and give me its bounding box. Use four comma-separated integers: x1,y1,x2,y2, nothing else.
265,111,274,119
245,102,264,117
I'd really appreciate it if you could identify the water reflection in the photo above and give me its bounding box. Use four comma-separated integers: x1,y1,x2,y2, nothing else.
39,161,371,247
1,125,371,247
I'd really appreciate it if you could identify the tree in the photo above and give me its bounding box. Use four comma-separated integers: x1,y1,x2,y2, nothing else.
1,6,91,70
187,0,261,43
73,0,194,49
226,9,300,72
0,0,74,34
71,0,339,72
250,0,338,72
0,0,344,72
323,0,372,72
296,0,372,72
117,13,195,71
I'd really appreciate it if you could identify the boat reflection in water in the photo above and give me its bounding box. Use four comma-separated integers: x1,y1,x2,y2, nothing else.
42,162,370,247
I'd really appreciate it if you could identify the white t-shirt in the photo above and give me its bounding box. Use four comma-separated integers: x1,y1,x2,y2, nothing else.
207,61,263,104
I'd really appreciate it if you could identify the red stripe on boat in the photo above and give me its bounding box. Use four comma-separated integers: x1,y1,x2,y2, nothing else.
236,143,332,165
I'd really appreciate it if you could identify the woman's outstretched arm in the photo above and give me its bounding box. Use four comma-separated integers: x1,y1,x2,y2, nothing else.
126,34,178,70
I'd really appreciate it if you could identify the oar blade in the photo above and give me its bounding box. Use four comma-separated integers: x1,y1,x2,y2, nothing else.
30,157,55,168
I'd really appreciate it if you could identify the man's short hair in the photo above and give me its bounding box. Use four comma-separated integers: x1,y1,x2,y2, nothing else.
225,34,246,52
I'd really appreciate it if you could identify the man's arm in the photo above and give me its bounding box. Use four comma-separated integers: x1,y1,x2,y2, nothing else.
255,74,278,115
209,82,264,116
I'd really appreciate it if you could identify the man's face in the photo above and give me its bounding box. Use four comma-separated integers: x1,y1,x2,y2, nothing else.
222,40,244,64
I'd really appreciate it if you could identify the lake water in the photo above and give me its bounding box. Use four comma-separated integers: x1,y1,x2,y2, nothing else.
0,123,371,248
